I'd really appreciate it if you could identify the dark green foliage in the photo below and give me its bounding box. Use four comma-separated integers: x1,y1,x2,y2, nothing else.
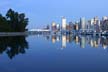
0,9,28,32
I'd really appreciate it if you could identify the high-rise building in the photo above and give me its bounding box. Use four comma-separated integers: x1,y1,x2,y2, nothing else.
56,24,60,31
90,19,94,31
90,19,94,26
66,24,71,31
100,16,108,32
93,16,100,32
62,17,66,30
75,21,79,31
94,16,98,24
51,22,56,32
87,20,91,31
69,22,73,31
102,16,108,21
80,17,86,31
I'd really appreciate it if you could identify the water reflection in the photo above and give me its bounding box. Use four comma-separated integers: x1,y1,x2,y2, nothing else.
43,34,108,50
62,35,66,48
1,34,108,59
0,36,28,59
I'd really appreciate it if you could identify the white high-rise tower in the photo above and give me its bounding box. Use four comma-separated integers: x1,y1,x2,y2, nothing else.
62,17,66,30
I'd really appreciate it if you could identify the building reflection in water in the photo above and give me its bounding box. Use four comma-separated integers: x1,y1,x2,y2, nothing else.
52,35,56,43
62,35,66,48
80,36,86,48
0,36,28,59
75,36,79,45
101,37,108,49
90,39,94,47
45,34,108,50
51,35,60,43
2,33,108,59
56,36,60,42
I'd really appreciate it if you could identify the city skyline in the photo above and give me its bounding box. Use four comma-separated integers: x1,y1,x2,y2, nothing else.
39,16,108,33
0,0,108,29
29,16,108,38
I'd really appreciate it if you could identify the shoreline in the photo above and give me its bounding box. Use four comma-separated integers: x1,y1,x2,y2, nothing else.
0,31,108,36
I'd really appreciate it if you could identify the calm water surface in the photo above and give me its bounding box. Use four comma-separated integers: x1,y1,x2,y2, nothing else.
0,34,108,72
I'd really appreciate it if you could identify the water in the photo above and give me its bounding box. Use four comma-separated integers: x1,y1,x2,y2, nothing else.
0,34,108,72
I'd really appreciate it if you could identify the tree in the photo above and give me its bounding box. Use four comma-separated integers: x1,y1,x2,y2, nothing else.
4,8,29,32
18,13,28,32
0,14,11,32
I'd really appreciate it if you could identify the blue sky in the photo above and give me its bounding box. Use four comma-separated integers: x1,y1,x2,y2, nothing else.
0,0,108,29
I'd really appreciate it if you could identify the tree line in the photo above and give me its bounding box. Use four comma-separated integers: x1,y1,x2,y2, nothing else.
0,9,28,32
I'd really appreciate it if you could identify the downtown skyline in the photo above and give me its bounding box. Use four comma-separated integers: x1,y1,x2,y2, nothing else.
38,16,108,33
0,0,108,29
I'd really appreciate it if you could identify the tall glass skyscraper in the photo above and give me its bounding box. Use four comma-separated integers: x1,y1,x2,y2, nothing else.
80,17,86,32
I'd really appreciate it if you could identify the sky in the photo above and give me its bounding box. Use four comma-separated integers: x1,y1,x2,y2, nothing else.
0,0,108,29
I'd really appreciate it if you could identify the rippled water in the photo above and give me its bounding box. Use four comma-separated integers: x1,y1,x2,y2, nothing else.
0,34,108,72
